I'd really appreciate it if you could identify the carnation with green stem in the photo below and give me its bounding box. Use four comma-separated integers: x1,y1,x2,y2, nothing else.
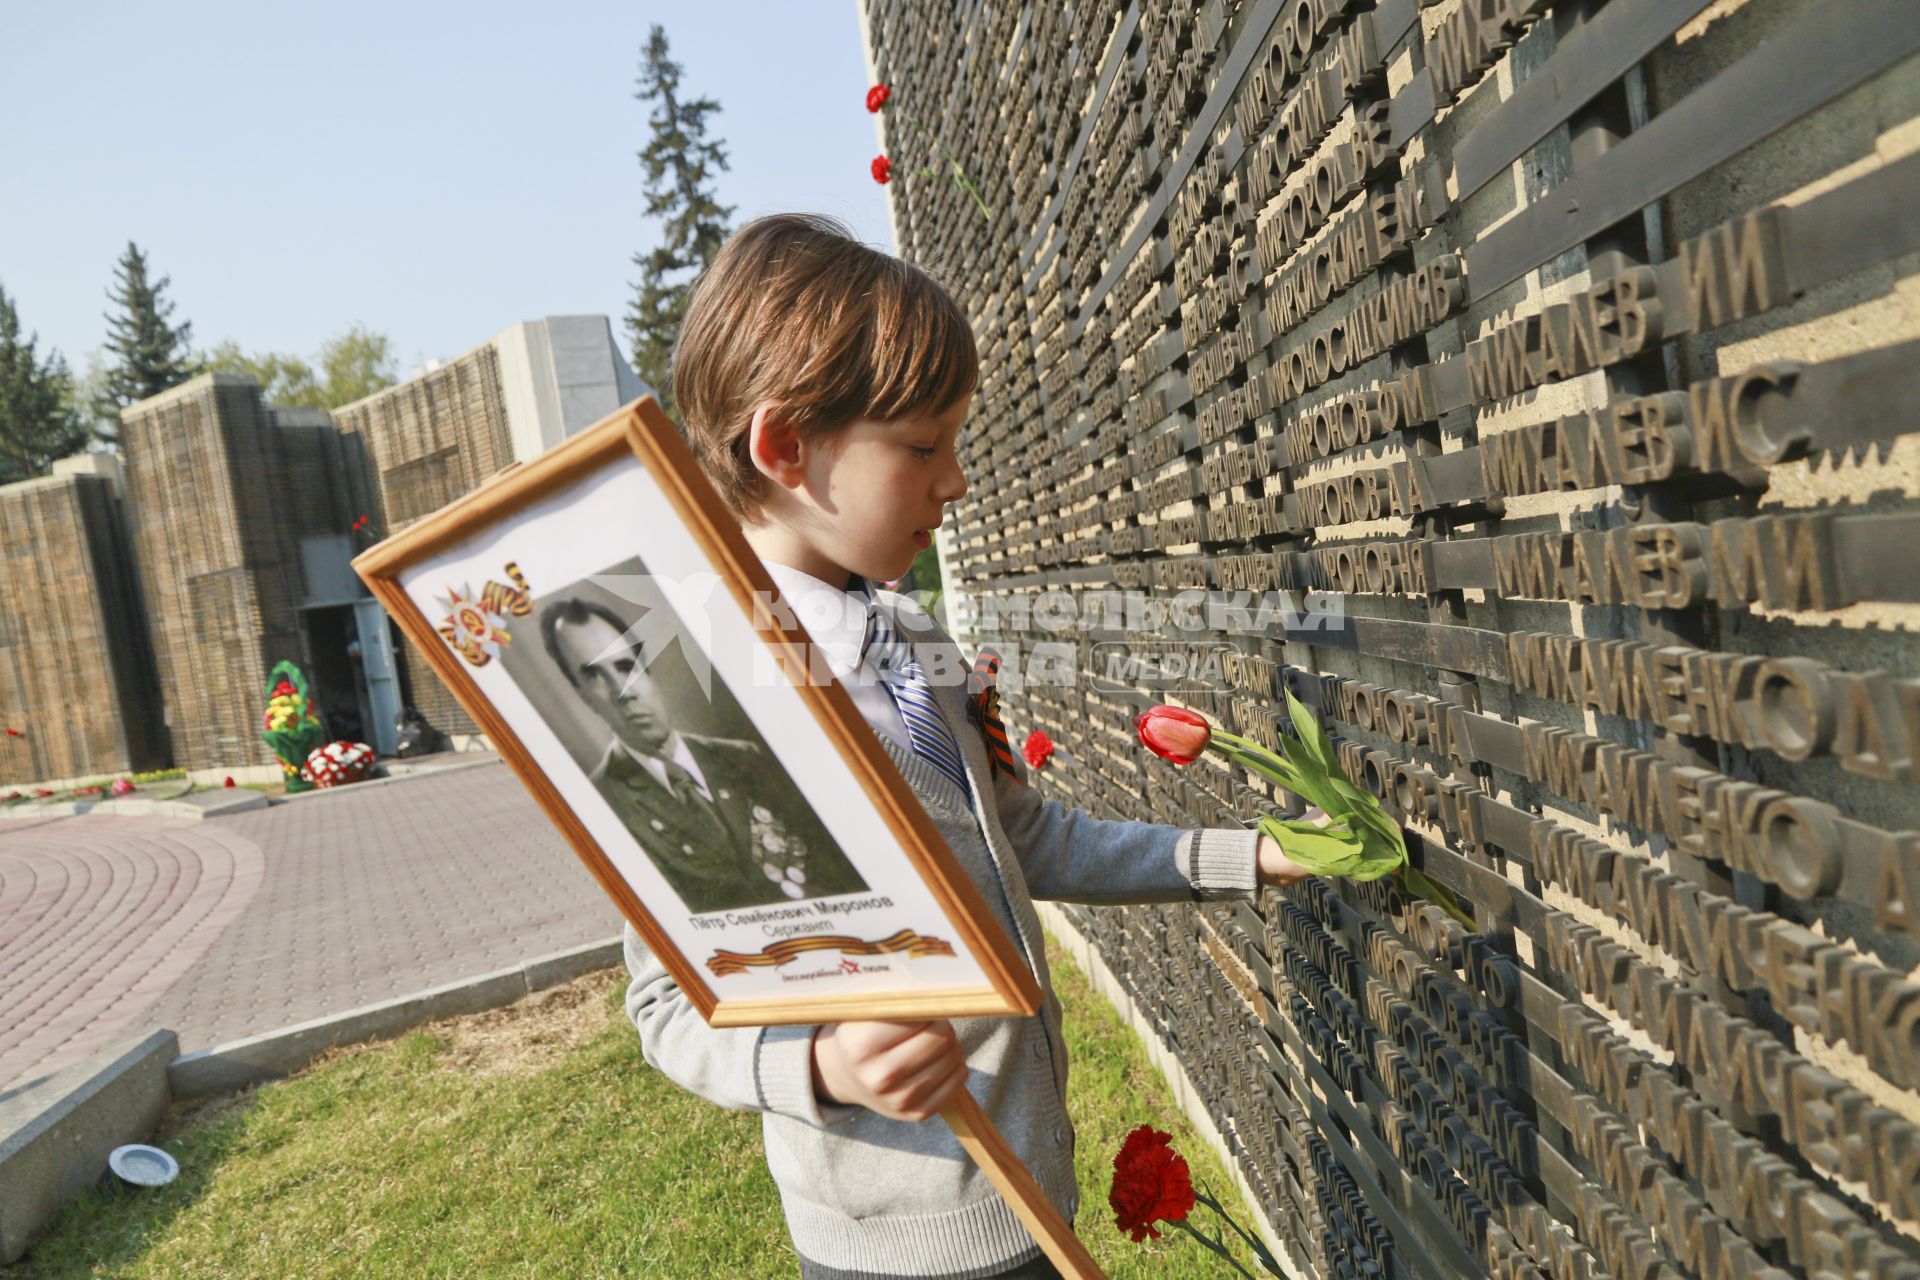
866,82,992,222
1109,1124,1286,1276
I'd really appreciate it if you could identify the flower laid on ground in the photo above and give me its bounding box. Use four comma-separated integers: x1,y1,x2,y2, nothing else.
863,84,990,221
33,788,53,798
261,661,330,793
1111,1125,1195,1242
1133,692,1470,925
302,741,375,789
1022,729,1055,770
2,790,22,802
109,779,137,796
1111,1126,1285,1275
223,776,236,788
5,727,20,736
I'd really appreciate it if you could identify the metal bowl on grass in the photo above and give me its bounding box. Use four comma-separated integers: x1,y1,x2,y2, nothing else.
107,1144,179,1188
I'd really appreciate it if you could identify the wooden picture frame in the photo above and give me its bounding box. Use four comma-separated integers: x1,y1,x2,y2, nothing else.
351,397,1041,1028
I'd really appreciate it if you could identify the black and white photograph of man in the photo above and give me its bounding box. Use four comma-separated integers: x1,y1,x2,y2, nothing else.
500,557,868,915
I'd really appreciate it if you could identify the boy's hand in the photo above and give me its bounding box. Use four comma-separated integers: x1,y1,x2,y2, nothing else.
812,1019,969,1122
1256,806,1332,887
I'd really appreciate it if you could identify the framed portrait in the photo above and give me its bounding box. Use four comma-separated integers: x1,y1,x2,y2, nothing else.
352,397,1041,1027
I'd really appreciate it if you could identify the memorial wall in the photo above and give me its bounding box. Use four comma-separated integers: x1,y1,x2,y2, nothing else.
0,467,164,784
335,344,515,740
862,0,1920,1276
121,376,375,773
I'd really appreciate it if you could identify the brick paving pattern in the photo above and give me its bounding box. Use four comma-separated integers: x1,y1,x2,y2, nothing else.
0,817,263,1090
0,761,619,1092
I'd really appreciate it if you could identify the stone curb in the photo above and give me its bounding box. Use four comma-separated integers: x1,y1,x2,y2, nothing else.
0,757,503,822
270,756,502,805
0,790,270,822
0,936,623,1265
166,934,623,1098
0,1030,178,1265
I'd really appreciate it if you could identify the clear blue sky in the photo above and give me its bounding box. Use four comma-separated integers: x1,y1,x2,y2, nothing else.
1,1,893,376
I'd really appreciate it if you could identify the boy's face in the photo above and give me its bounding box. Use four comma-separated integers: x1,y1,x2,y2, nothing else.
749,393,971,588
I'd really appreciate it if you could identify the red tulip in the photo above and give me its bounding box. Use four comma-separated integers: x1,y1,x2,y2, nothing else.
871,155,893,184
1133,705,1212,765
866,84,891,112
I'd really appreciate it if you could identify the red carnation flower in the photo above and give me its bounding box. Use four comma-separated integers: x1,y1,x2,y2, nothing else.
871,155,893,184
1023,729,1055,770
866,83,891,112
272,680,295,698
1133,705,1212,765
223,776,236,788
1109,1124,1194,1242
5,727,19,736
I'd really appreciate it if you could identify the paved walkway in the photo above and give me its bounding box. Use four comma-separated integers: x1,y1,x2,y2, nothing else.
0,761,620,1094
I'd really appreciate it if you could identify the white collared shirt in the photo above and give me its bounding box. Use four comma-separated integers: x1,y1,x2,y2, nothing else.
761,560,912,751
596,733,713,801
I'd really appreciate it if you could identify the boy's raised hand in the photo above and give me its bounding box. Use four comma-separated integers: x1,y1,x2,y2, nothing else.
1256,805,1333,887
812,1019,970,1122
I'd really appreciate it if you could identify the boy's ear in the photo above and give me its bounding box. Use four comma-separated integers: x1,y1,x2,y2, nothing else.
746,404,807,492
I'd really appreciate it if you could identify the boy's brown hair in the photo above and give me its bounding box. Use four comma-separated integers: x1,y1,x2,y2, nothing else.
671,212,979,523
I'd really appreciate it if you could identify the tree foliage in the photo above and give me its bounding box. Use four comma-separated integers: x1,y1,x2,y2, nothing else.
203,324,399,410
203,342,320,406
97,241,199,428
626,23,733,413
315,324,399,408
0,285,89,484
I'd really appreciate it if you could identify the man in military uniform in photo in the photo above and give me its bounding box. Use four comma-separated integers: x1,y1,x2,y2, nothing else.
541,596,868,915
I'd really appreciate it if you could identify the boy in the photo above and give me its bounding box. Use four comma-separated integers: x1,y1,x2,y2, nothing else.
623,213,1316,1279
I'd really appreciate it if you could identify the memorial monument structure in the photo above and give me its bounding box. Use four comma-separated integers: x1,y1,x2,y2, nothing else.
0,453,164,784
0,316,647,786
862,1,1920,1275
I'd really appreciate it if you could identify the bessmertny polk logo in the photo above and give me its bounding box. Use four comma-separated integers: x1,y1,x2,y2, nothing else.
437,561,534,667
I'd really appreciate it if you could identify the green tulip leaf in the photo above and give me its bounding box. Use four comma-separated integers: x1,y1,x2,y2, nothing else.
1283,689,1342,776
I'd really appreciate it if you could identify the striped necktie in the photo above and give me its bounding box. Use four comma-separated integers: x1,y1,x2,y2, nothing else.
860,598,973,805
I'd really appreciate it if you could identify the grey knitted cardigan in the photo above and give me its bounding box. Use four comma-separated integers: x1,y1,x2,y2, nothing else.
622,589,1260,1279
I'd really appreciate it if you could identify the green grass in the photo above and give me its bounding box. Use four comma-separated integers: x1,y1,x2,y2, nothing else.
1053,933,1278,1279
8,934,1271,1279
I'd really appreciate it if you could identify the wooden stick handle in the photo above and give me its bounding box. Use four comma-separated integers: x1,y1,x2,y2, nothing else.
941,1090,1107,1279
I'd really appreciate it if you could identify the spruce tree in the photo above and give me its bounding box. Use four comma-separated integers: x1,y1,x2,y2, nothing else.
0,285,87,484
97,241,199,429
626,24,733,413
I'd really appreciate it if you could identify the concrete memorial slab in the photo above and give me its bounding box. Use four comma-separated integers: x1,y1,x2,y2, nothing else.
860,0,1920,1274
